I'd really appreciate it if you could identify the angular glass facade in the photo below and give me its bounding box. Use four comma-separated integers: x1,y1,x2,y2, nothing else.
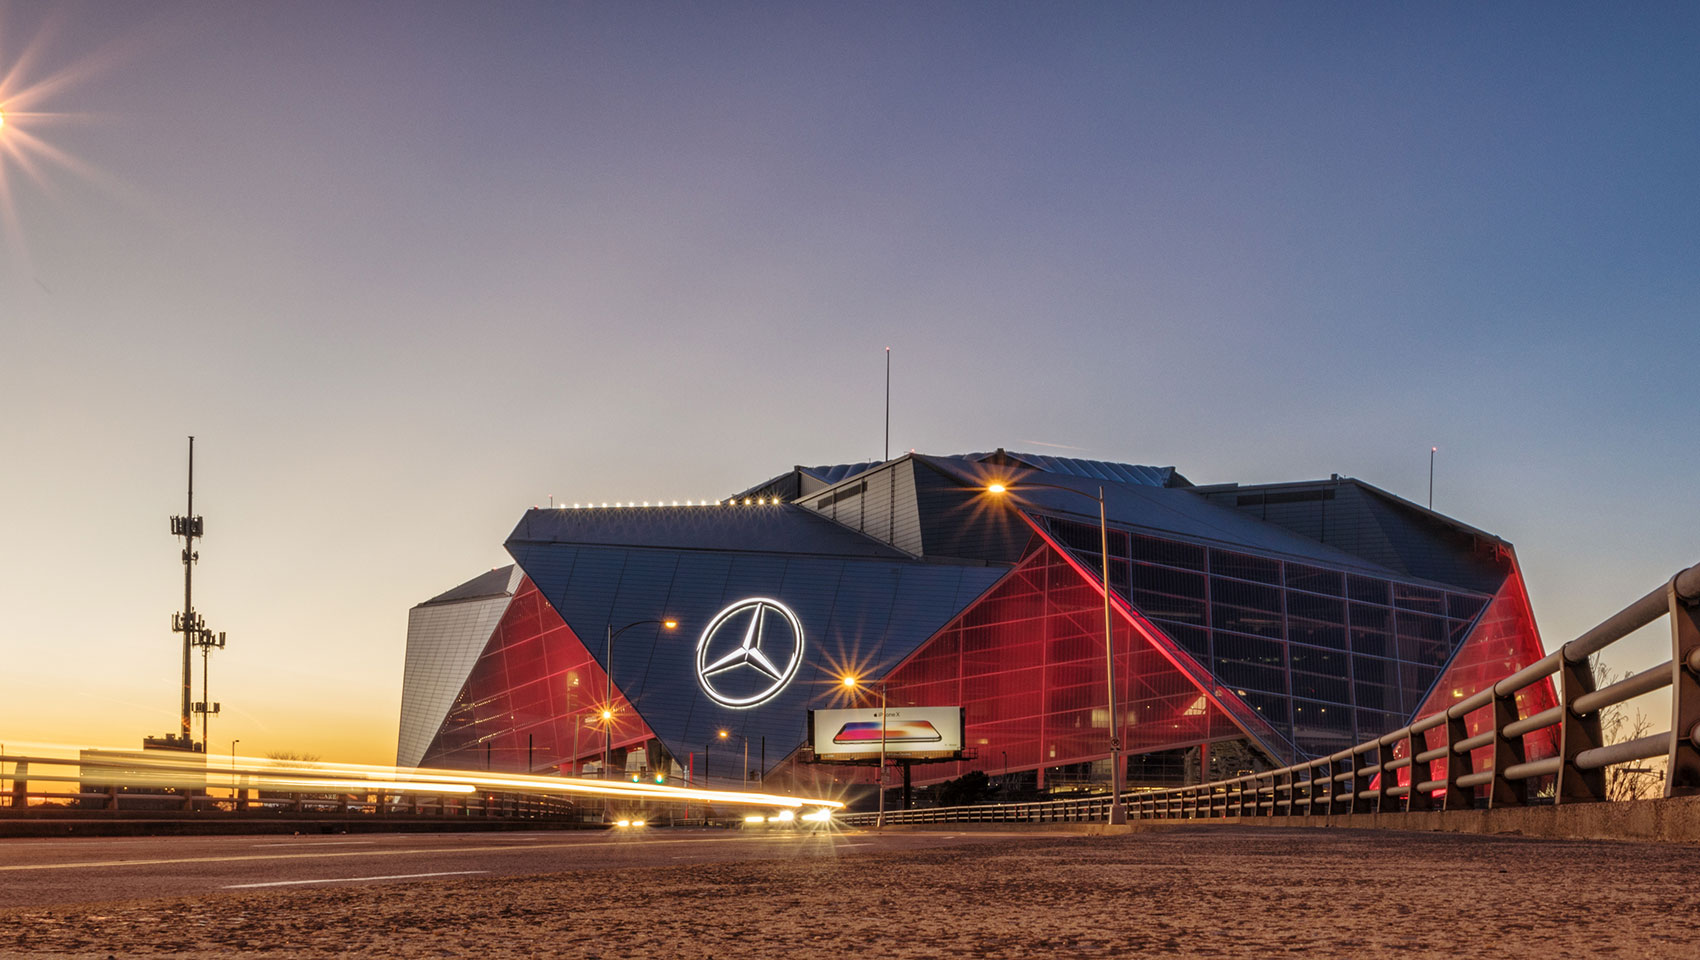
398,449,1563,801
396,577,516,768
877,540,1250,788
1038,515,1496,760
421,577,658,777
1396,559,1559,787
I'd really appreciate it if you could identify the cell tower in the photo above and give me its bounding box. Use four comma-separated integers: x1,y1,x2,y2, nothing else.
146,437,227,752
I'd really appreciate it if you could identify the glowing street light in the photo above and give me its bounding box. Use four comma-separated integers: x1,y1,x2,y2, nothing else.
603,617,678,779
712,729,750,786
841,675,890,828
987,479,1127,825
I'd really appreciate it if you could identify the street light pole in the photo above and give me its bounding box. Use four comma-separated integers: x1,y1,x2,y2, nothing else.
603,618,678,780
840,676,890,827
877,682,888,827
604,624,613,779
988,479,1127,824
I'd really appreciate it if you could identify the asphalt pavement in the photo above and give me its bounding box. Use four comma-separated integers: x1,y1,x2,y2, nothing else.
0,826,1032,908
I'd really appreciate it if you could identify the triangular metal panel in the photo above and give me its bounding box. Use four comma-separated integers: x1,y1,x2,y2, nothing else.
504,538,1008,783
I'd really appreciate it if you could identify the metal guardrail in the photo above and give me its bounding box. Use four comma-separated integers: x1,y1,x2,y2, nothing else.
0,752,832,826
0,770,585,822
842,561,1700,826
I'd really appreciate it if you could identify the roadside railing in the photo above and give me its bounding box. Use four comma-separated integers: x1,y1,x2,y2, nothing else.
0,752,837,828
841,561,1700,827
0,756,584,822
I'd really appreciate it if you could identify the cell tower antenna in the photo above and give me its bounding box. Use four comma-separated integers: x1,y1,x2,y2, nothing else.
165,437,225,752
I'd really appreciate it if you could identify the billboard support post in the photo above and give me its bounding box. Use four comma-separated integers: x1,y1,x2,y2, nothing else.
812,695,966,822
877,682,887,829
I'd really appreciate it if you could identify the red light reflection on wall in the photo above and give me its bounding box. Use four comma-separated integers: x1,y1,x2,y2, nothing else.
1393,557,1559,790
420,577,654,776
873,542,1250,789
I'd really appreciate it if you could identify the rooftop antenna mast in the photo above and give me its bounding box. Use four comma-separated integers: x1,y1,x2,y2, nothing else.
884,347,890,462
1428,446,1437,510
169,437,224,751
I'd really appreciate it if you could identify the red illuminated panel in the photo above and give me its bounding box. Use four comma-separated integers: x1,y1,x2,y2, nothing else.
870,540,1261,790
420,577,654,775
1393,555,1559,790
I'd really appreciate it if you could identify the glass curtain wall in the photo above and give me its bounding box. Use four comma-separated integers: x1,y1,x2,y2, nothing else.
421,578,662,779
1037,515,1498,759
878,541,1251,789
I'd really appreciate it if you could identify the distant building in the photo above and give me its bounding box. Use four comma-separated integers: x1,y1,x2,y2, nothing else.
396,450,1555,795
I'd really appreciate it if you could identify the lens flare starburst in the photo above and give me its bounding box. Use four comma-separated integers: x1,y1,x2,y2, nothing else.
0,10,130,260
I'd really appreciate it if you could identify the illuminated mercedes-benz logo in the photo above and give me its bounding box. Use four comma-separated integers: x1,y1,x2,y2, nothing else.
695,598,805,709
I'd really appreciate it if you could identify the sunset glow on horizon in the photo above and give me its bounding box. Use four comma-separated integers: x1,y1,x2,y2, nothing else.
0,2,1695,766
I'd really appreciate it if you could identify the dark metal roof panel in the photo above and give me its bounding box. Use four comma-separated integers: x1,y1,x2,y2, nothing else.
801,461,882,485
957,451,1179,487
507,504,911,559
417,565,518,607
922,457,1419,578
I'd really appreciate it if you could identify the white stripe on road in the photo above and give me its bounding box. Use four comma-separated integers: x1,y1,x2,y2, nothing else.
0,832,826,872
224,870,488,889
250,841,376,847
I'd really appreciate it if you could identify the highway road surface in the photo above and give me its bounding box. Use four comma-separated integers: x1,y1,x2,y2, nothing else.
0,826,1037,908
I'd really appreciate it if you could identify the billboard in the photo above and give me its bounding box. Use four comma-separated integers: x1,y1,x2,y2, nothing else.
808,707,964,761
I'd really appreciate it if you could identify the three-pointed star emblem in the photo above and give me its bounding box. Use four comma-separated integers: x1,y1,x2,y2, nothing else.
694,598,805,709
700,601,787,681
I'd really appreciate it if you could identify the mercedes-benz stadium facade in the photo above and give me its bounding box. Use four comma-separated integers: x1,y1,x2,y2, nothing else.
397,449,1557,801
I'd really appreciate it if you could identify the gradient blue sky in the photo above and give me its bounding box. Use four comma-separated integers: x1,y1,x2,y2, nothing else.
2,2,1695,763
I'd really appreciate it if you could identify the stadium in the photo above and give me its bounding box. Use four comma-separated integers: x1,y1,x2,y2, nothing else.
396,449,1556,805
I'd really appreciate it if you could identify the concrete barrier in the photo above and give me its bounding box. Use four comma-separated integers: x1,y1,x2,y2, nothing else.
860,795,1700,843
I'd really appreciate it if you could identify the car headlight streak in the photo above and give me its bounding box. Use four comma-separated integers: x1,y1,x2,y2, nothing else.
0,742,846,810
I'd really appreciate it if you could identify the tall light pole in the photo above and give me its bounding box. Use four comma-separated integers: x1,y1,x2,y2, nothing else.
987,480,1127,825
230,739,240,806
603,618,677,779
566,676,582,776
841,676,889,828
714,730,750,784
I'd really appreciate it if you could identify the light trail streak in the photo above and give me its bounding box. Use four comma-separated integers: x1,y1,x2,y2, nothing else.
0,741,845,809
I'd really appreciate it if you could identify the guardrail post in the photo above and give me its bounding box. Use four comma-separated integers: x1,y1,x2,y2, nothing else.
1351,746,1373,814
1276,769,1292,817
1556,655,1606,803
1442,711,1471,811
1667,579,1700,796
1373,741,1395,813
1405,729,1432,811
1489,687,1529,808
1312,761,1329,818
